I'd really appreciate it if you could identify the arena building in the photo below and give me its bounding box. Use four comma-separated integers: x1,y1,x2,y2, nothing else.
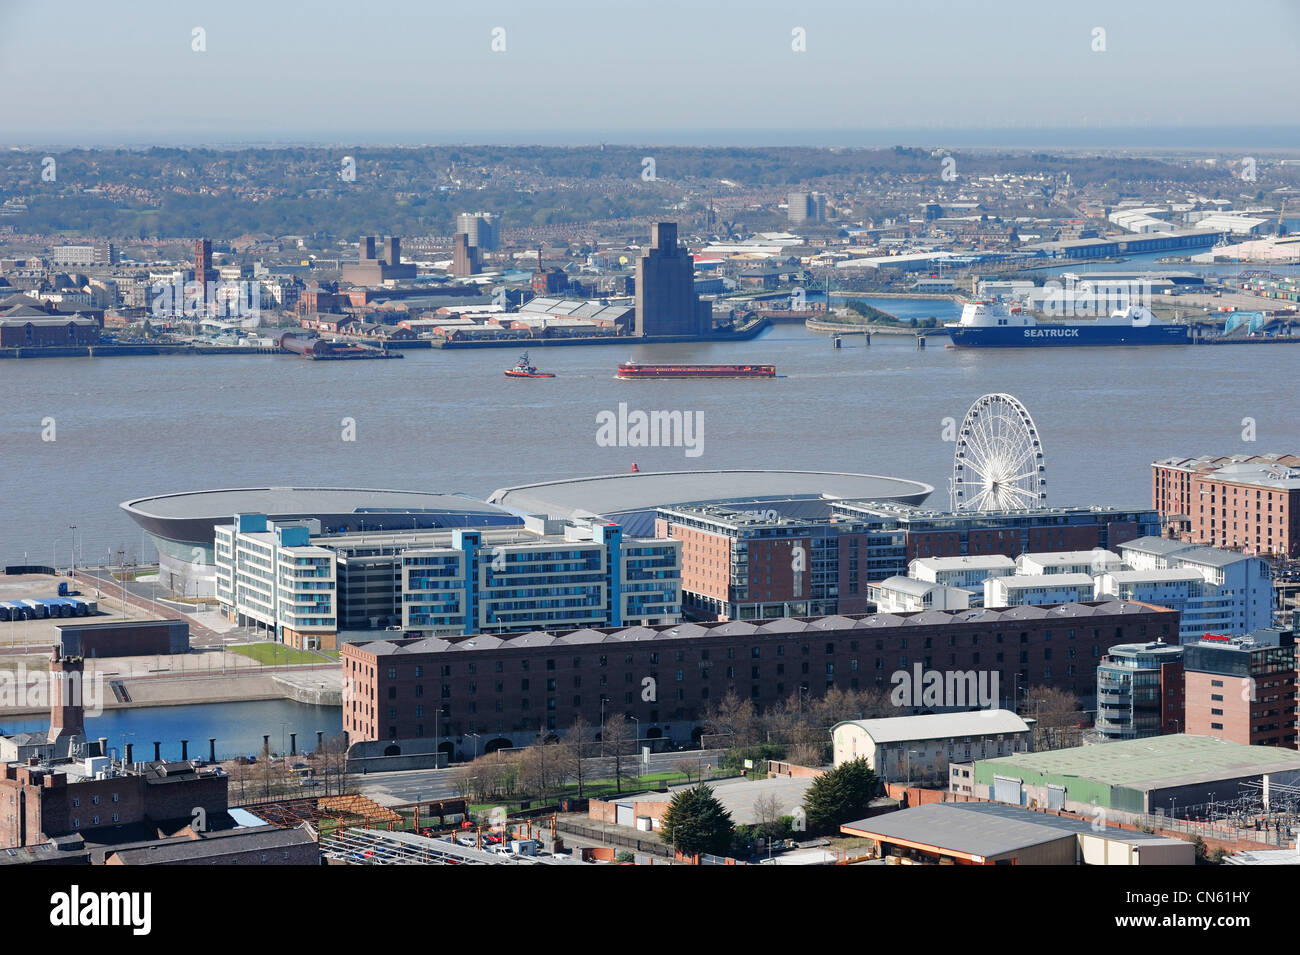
487,469,936,537
121,487,522,597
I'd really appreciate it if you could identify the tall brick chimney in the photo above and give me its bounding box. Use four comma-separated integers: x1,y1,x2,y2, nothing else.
47,649,85,746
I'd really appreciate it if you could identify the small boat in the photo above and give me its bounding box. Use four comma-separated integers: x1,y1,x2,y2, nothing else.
504,352,555,378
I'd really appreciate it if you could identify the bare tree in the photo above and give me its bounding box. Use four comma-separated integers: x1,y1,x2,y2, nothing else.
1026,685,1082,750
601,716,640,794
705,691,761,749
557,716,595,798
517,739,566,803
753,792,785,841
316,732,354,797
673,758,697,784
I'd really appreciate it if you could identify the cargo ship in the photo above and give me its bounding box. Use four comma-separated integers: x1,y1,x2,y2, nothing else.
945,301,1190,347
616,361,775,379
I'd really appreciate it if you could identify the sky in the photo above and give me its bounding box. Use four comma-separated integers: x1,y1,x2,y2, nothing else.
2,0,1299,147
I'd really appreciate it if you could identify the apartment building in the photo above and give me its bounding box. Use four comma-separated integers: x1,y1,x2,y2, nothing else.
1152,454,1300,557
1115,536,1273,637
214,514,338,650
986,573,1096,608
1182,629,1297,749
1095,641,1185,741
401,523,681,635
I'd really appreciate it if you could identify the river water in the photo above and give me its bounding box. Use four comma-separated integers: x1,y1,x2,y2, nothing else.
1,307,1296,565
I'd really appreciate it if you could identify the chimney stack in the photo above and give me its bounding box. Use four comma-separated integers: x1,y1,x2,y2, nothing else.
46,650,85,746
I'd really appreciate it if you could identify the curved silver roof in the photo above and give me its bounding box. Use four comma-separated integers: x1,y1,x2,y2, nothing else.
122,487,518,546
488,469,933,534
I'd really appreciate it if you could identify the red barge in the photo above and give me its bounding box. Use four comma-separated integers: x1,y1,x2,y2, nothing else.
616,361,775,379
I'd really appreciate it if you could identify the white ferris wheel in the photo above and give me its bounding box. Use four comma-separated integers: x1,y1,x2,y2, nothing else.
949,393,1047,511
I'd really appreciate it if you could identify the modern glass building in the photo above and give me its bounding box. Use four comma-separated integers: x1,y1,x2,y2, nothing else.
401,524,681,635
214,514,338,651
1095,641,1185,741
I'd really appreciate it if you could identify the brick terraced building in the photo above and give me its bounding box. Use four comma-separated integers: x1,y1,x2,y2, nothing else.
1152,453,1300,557
341,600,1178,755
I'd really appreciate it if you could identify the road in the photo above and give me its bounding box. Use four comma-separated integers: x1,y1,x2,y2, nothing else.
359,749,728,804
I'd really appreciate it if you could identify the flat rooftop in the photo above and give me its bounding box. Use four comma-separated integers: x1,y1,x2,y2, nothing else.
979,734,1300,792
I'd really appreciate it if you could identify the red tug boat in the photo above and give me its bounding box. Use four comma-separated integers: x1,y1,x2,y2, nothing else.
504,352,555,378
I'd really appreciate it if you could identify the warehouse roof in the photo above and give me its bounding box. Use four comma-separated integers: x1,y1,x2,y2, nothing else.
841,801,1183,859
348,600,1170,656
833,710,1030,745
978,734,1300,791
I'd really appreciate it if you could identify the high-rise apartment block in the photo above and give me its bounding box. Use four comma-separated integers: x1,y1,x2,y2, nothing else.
456,212,499,251
787,191,826,225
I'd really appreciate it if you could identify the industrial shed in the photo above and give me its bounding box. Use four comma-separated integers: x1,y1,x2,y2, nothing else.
841,801,1194,865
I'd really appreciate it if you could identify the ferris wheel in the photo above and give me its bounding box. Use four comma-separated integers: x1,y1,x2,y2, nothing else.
949,393,1047,511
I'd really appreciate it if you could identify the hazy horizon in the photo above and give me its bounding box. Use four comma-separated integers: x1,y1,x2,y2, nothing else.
3,0,1298,146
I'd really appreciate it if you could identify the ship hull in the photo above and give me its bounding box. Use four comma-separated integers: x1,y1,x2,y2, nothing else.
947,324,1190,347
617,364,775,379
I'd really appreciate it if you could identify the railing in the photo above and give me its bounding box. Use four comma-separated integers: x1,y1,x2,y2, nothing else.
1130,810,1295,848
556,821,673,857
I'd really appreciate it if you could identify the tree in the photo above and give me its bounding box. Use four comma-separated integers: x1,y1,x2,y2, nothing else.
660,785,735,857
802,757,879,835
705,691,761,750
752,792,786,842
517,738,565,803
674,758,697,784
558,716,596,798
600,716,640,794
1025,685,1082,750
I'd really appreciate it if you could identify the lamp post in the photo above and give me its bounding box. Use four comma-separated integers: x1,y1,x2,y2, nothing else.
468,732,480,761
906,749,920,787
